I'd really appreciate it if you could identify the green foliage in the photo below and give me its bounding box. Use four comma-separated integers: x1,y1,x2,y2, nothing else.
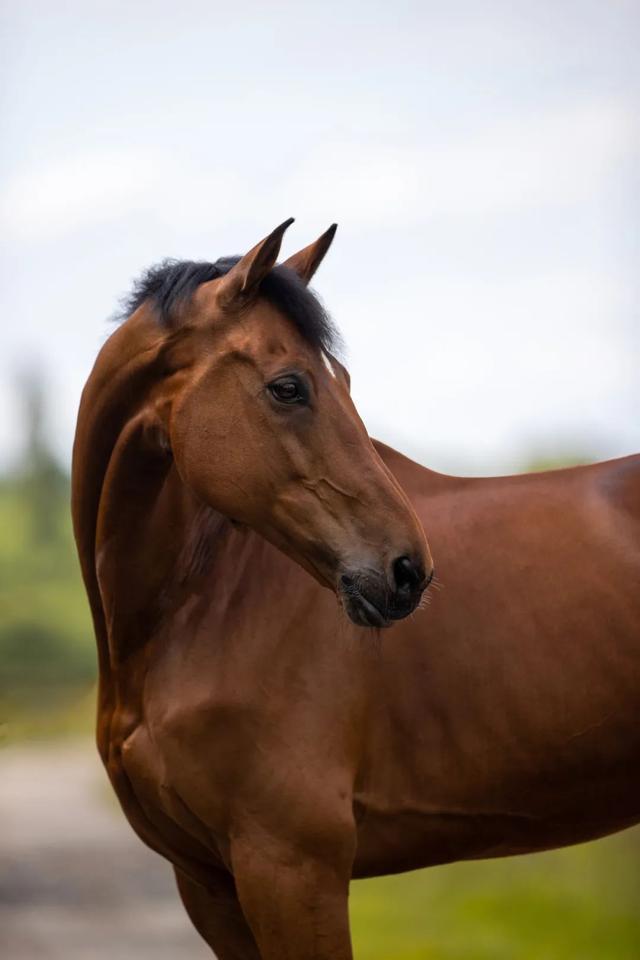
0,470,96,742
350,829,640,959
523,450,593,474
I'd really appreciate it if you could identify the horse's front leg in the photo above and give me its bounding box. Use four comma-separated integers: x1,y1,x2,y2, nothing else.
230,815,356,960
175,866,261,959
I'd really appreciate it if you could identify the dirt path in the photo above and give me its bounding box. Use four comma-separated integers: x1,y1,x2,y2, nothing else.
0,741,212,959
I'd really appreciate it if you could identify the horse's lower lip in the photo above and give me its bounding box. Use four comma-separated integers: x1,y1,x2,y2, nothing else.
342,590,391,628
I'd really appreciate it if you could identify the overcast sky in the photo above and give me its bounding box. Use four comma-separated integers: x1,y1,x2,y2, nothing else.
1,0,638,474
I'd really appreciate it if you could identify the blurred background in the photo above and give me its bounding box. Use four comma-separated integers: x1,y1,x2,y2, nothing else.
1,1,639,957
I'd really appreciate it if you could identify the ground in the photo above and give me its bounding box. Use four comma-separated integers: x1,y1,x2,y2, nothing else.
2,740,639,960
0,742,211,960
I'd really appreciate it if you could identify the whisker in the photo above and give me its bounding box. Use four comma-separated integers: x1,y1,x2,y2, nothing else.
429,574,445,592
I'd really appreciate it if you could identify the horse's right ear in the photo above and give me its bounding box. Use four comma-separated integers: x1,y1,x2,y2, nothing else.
216,218,294,309
282,223,337,285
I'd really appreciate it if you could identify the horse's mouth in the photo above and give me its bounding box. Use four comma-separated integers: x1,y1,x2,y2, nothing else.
342,588,392,628
338,569,427,628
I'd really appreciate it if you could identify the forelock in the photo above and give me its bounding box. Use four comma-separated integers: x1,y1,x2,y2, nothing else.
118,256,342,355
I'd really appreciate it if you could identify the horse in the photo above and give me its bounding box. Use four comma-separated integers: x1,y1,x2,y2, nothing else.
72,219,640,959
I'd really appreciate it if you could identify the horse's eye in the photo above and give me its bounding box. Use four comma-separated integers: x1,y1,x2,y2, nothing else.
268,378,305,404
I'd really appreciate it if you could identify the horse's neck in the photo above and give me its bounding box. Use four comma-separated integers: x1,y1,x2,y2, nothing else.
72,317,184,678
74,396,236,775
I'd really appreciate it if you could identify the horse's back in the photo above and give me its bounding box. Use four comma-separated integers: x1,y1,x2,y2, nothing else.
592,453,640,524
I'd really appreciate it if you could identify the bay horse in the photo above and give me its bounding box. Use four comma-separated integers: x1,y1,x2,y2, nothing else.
72,219,640,959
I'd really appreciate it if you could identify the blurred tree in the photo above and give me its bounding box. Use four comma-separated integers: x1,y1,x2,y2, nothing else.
16,368,67,545
0,369,95,738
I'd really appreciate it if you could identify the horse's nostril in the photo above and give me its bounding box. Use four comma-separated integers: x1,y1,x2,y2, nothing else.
393,555,424,593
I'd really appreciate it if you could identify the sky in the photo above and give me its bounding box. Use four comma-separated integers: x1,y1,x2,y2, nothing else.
1,0,638,475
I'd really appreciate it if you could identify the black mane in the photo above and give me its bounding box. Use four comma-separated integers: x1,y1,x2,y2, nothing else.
119,256,340,354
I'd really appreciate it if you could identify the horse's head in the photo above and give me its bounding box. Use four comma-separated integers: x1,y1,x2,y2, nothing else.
152,219,432,627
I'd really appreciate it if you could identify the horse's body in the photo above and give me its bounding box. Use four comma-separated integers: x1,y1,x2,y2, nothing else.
355,446,640,873
73,221,640,958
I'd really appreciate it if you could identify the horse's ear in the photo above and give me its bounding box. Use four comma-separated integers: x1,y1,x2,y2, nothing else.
282,223,337,285
216,218,294,308
327,353,351,392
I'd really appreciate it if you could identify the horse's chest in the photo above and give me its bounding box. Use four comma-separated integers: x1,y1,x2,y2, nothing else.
113,713,235,871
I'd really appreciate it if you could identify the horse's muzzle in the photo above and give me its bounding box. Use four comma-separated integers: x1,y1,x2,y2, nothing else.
338,557,431,628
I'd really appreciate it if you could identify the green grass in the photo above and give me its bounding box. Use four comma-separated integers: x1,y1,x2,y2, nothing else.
350,830,640,959
0,685,96,744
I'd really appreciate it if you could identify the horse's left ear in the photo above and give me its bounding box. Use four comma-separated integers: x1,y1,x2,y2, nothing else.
216,218,294,309
282,223,337,285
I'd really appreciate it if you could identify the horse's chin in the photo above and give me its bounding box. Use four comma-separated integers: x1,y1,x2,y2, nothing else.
344,594,392,628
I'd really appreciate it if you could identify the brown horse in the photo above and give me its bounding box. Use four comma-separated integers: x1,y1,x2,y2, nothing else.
72,219,640,959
